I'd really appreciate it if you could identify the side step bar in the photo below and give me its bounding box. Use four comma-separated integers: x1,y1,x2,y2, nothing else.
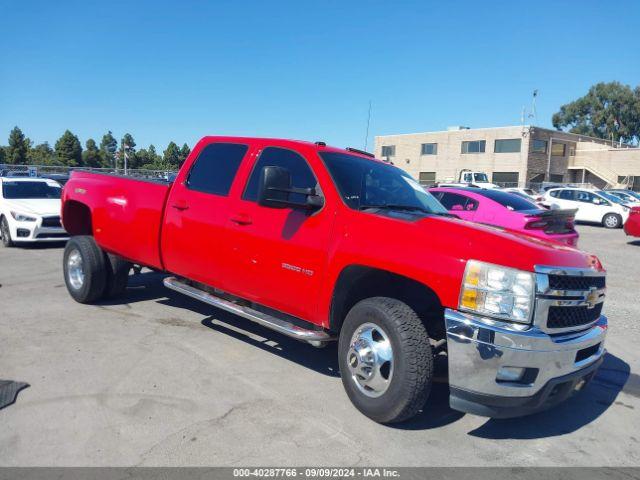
163,276,335,345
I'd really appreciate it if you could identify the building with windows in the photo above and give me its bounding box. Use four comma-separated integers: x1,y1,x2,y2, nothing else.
374,125,640,190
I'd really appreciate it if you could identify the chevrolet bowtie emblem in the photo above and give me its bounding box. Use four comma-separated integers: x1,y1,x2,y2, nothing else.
585,287,601,309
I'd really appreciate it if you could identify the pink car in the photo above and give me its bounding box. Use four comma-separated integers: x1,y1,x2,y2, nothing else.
430,187,579,246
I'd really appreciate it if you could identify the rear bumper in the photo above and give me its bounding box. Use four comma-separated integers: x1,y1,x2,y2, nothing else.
445,308,607,418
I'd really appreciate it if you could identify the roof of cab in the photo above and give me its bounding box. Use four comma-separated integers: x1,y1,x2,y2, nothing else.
199,135,385,163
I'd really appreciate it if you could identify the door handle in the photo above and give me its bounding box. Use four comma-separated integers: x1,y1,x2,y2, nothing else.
172,201,189,211
230,214,253,226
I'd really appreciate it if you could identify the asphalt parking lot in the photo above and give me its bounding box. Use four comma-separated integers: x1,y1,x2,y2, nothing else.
1,225,639,467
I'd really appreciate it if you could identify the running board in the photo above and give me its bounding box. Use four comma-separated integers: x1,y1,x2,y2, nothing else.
163,276,335,345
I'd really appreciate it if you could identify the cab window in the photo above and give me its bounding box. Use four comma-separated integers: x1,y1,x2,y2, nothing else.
243,147,317,204
186,143,248,196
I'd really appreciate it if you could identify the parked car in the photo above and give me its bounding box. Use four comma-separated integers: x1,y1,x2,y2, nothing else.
437,170,499,189
41,173,71,186
60,136,607,423
605,189,640,206
502,187,548,209
0,177,69,247
544,187,630,229
430,187,578,246
624,206,640,238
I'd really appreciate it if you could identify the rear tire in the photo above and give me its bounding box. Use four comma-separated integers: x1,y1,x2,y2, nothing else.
1,217,14,248
602,213,622,229
103,253,131,299
63,236,107,304
338,297,433,424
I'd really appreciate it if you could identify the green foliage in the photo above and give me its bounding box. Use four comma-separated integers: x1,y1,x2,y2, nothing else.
553,81,640,144
82,139,102,167
1,126,189,172
7,126,29,164
28,142,57,165
163,141,181,168
118,133,138,169
178,143,191,166
99,131,118,168
55,130,83,167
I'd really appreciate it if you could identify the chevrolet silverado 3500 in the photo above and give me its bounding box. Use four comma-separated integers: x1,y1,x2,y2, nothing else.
60,137,607,423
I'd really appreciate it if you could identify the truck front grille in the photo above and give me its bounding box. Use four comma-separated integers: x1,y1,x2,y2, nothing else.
547,303,603,329
547,274,606,291
534,267,606,333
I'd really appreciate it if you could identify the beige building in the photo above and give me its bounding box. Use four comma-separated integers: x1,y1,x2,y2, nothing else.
374,125,640,190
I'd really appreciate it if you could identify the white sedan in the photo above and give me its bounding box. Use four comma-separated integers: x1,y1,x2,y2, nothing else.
0,177,69,247
543,187,630,229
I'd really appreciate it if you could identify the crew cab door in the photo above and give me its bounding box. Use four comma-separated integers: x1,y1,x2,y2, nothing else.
161,142,251,290
226,145,332,321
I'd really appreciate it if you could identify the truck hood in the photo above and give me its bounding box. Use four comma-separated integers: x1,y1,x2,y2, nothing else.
2,198,61,217
418,215,601,272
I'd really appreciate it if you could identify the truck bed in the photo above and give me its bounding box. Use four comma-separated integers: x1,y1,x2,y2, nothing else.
62,171,171,269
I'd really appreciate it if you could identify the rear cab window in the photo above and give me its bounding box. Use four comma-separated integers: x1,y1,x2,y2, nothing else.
186,143,249,196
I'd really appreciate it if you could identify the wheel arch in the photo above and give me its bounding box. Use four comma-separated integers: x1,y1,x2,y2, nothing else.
62,200,93,236
329,265,445,340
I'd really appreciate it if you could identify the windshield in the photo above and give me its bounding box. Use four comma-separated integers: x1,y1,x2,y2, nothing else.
319,152,448,214
474,173,489,182
2,181,62,199
598,191,626,205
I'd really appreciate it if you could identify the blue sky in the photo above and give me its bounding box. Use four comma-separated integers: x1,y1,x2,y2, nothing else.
1,0,639,152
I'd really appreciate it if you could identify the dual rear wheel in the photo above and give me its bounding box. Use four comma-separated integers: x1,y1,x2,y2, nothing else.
63,236,131,303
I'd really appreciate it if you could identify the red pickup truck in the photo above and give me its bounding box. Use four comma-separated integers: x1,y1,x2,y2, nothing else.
60,136,608,423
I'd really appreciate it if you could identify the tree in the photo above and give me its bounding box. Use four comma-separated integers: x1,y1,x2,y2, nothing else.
28,142,56,165
99,130,118,168
163,141,181,169
0,146,6,164
119,133,137,169
7,126,29,164
55,130,83,167
82,139,102,167
178,143,191,166
552,81,640,144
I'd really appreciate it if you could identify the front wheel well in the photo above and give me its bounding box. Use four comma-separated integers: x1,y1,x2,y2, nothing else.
329,265,445,340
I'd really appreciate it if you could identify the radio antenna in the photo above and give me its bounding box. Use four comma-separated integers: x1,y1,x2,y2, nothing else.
364,100,372,151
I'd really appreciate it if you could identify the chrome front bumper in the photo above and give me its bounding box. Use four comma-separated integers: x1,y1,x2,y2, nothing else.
445,308,607,418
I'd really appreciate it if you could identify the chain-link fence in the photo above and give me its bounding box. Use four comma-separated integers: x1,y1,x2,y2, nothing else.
0,164,177,183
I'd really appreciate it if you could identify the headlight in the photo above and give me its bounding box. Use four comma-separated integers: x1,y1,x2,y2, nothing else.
10,211,37,222
459,260,535,324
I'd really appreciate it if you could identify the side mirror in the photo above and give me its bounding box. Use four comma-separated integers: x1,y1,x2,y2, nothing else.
257,166,324,211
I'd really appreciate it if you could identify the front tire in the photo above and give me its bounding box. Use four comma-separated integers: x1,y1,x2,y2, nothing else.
63,236,108,304
338,297,433,424
602,213,622,229
1,216,14,247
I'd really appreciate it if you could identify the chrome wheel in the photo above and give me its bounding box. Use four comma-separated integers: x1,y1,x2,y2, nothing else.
347,322,394,398
67,249,85,290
